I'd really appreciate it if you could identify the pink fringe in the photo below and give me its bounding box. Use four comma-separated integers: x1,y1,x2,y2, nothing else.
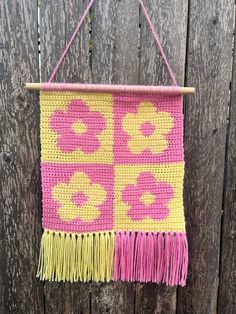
113,231,188,286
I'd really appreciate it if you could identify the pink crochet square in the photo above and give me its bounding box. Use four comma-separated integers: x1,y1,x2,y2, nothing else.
41,163,114,233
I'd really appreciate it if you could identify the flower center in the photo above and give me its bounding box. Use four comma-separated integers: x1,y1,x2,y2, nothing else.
72,191,88,208
140,191,155,205
140,122,155,137
72,120,87,135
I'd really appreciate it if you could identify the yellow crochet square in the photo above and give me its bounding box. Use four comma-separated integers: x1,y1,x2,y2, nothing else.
40,91,113,163
114,163,185,232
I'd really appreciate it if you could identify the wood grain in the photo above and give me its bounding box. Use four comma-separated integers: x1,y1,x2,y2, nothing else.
40,1,91,312
91,282,134,314
137,1,188,312
135,284,176,314
44,282,90,314
177,0,235,313
91,0,139,85
91,0,116,84
0,0,44,313
139,0,188,86
217,6,236,313
40,0,90,83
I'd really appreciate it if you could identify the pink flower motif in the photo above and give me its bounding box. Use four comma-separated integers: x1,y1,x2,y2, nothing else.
122,172,174,221
50,100,106,153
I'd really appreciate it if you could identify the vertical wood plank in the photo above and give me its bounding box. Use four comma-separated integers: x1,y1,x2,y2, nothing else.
217,7,236,313
112,0,139,85
40,0,90,83
135,284,176,314
40,1,91,313
177,0,235,313
91,282,134,314
90,0,139,312
139,0,188,86
91,0,139,85
91,0,116,84
137,1,188,313
0,0,44,313
44,282,90,314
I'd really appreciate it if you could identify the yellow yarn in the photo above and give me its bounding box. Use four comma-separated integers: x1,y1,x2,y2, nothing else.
37,230,115,282
140,192,156,205
40,91,114,164
38,90,187,284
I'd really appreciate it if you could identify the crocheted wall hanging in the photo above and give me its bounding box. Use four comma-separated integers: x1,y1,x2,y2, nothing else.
29,0,194,286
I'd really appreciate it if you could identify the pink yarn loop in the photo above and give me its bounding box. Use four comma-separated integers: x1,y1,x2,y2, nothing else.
48,0,177,85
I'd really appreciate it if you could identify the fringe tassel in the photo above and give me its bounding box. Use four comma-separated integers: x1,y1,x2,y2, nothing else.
37,230,188,286
113,231,188,286
37,230,115,282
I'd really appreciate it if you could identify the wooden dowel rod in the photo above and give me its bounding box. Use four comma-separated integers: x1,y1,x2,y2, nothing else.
25,83,195,94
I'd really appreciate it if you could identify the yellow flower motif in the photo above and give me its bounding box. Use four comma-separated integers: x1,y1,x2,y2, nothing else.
52,172,107,222
122,102,174,154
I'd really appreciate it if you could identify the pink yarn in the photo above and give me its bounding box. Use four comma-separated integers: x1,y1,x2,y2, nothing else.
50,99,106,153
140,122,156,137
72,191,88,208
122,172,173,221
113,232,188,286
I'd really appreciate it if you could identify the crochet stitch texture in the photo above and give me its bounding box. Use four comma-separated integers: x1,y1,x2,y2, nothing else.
37,90,188,286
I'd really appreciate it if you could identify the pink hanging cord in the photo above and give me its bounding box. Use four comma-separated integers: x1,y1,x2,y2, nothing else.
48,0,177,85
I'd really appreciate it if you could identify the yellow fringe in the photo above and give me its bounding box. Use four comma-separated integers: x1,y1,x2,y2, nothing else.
37,230,115,282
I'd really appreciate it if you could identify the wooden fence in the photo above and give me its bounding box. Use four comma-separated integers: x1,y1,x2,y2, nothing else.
0,0,235,313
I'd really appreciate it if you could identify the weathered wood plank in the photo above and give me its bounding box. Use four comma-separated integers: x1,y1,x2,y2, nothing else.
90,0,139,312
217,7,236,313
91,282,134,314
135,284,176,314
91,0,139,85
137,1,188,312
177,0,235,313
0,0,44,313
40,0,90,83
139,0,188,86
45,282,90,314
112,0,139,85
40,1,91,312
